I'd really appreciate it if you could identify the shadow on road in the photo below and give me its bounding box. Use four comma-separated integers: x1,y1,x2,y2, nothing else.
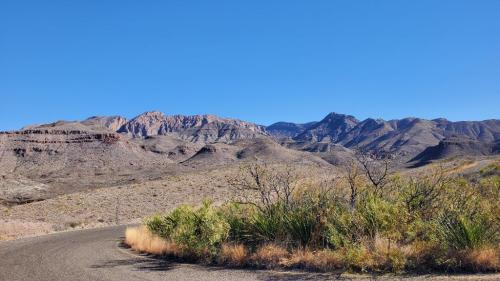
258,272,353,281
91,241,180,271
91,256,178,271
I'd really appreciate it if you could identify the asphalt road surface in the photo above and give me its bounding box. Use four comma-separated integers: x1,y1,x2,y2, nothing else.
0,226,498,281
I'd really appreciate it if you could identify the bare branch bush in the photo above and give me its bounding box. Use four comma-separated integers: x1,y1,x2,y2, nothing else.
343,158,363,210
227,163,299,212
354,149,395,194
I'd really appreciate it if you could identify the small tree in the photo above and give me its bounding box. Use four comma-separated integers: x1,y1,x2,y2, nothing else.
355,150,394,194
227,163,298,212
344,159,362,210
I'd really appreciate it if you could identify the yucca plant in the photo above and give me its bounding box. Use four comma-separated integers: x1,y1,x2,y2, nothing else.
249,204,285,245
283,205,317,247
438,213,497,250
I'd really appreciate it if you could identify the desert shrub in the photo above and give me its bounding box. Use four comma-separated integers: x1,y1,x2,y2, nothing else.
136,163,500,273
219,202,254,243
340,244,376,272
146,214,171,238
355,194,402,241
247,204,286,245
437,212,497,251
147,201,230,257
283,202,319,248
371,236,407,273
325,205,354,249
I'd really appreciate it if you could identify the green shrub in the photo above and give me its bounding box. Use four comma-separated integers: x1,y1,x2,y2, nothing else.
142,165,500,273
147,201,230,257
220,202,254,243
283,204,318,247
355,194,401,240
438,213,497,251
146,214,171,238
249,204,286,245
325,206,353,249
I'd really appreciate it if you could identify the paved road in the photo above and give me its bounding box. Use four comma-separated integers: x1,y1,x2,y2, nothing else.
0,226,498,281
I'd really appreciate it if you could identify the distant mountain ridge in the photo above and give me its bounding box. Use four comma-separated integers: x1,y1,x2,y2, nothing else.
6,111,500,166
267,112,500,163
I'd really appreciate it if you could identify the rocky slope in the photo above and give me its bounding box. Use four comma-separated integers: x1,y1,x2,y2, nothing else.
268,113,500,162
293,113,359,143
266,121,317,139
81,116,128,131
409,138,500,167
0,122,177,201
117,111,267,142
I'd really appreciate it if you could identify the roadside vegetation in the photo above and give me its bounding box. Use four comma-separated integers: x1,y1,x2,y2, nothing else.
125,157,500,274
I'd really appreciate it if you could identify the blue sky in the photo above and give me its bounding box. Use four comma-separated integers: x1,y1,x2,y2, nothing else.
1,1,499,130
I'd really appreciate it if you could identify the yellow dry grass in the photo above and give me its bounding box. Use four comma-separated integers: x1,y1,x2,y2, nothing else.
286,249,343,272
250,244,289,268
218,243,248,266
463,247,500,272
124,226,180,256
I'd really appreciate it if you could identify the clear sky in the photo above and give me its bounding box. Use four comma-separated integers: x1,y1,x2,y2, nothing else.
1,1,499,130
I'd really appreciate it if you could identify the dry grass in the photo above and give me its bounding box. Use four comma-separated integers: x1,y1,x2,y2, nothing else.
286,249,343,272
462,247,500,272
217,243,248,267
124,226,180,256
250,244,289,268
371,236,407,272
123,226,499,274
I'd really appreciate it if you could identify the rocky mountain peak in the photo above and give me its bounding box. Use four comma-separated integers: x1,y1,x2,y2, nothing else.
117,111,267,142
294,112,359,142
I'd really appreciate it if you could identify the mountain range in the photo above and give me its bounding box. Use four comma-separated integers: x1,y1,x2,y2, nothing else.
267,112,500,161
1,111,499,203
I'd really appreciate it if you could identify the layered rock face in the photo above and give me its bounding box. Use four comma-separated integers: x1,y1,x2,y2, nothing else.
0,124,173,197
117,111,268,142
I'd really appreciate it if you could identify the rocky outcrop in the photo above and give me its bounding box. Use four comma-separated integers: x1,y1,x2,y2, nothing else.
82,116,128,131
118,111,268,142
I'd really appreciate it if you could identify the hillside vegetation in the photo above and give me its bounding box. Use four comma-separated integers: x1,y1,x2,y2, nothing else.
126,159,500,273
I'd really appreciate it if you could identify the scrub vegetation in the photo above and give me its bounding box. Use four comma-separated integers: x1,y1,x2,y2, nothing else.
126,157,499,273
